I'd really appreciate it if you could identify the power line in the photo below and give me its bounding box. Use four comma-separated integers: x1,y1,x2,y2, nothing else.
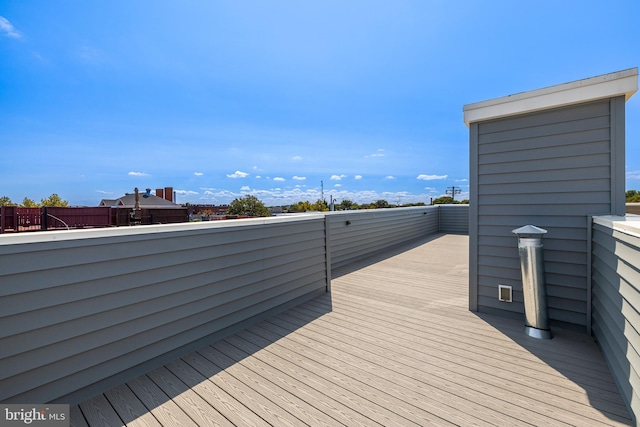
445,186,461,202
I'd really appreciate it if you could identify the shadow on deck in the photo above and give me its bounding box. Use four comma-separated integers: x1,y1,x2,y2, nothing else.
71,234,632,426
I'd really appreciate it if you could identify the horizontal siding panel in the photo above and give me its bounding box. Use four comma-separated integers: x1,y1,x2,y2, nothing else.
0,253,328,359
480,191,610,205
479,140,611,165
591,221,640,422
479,126,610,153
479,153,610,174
548,306,586,326
9,281,327,404
479,204,611,216
478,100,610,134
0,216,330,402
479,223,588,239
477,294,524,314
479,115,609,145
478,215,590,229
478,166,611,185
477,233,588,252
329,206,438,268
0,224,326,295
0,242,327,319
2,268,328,389
438,205,469,234
478,178,611,195
0,205,461,403
473,99,615,331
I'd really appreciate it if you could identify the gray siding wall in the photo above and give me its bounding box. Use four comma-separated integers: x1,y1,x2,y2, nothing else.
438,205,469,234
328,206,439,269
591,219,640,424
0,216,328,404
470,97,625,330
0,206,466,404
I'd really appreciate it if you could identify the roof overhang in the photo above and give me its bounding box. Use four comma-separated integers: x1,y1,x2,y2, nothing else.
463,68,638,126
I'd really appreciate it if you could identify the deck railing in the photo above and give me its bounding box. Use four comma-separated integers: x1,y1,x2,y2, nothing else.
0,205,468,404
590,214,640,423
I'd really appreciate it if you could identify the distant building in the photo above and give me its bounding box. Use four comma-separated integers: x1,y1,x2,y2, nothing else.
99,187,182,209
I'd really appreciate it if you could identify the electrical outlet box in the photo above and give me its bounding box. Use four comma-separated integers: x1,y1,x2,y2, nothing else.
498,285,512,302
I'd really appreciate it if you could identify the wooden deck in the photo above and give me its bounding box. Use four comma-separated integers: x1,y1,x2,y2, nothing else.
70,234,633,426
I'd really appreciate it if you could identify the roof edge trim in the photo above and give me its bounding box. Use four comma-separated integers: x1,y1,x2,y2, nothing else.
463,68,638,126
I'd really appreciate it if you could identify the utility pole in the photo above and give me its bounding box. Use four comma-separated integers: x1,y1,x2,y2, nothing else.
321,180,324,203
445,186,461,203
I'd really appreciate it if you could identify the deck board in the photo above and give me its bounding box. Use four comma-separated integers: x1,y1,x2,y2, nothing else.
72,233,633,426
104,384,162,427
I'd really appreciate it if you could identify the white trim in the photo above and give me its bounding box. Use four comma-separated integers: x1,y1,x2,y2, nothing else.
463,68,638,126
0,214,325,246
593,214,640,239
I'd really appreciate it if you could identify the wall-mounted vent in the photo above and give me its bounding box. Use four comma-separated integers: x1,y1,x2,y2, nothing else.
498,285,512,302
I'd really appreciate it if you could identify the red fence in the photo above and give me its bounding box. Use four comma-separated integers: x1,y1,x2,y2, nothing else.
111,208,189,226
0,206,189,233
1,207,41,232
44,207,111,230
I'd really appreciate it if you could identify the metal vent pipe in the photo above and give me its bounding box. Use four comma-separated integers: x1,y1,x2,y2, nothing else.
512,225,552,340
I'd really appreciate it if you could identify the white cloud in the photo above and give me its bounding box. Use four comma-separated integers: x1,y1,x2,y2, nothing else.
240,186,251,191
330,174,347,180
355,175,363,180
417,174,448,180
455,178,468,182
96,190,113,195
256,175,262,179
194,172,204,176
227,170,249,178
385,176,395,180
293,176,306,180
0,17,22,39
273,177,286,182
128,171,150,177
175,189,198,196
292,156,302,161
627,170,640,180
334,184,342,187
366,149,385,158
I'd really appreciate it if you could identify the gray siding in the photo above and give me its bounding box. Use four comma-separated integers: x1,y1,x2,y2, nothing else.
438,205,469,234
591,220,640,424
328,206,438,269
0,217,328,404
0,206,466,404
471,98,625,330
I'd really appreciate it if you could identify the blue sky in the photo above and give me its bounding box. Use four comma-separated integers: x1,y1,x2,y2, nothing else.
1,1,639,206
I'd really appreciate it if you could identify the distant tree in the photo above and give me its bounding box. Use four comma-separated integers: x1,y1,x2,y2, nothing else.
0,196,15,206
41,193,69,207
22,197,39,207
226,195,270,217
432,196,454,205
339,199,354,210
373,199,390,209
627,190,640,203
311,199,329,212
290,200,313,212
